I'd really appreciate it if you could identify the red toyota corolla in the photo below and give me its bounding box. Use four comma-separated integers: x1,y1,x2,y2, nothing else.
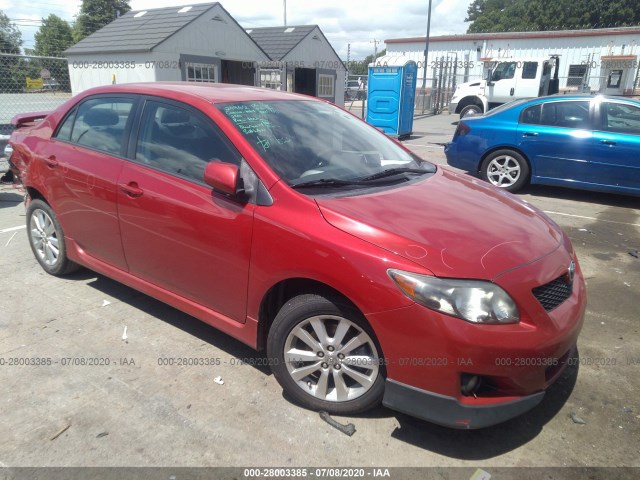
8,83,586,429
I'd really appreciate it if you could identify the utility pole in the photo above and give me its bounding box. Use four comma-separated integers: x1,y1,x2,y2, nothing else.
421,0,433,114
283,0,287,26
347,43,351,82
370,39,380,61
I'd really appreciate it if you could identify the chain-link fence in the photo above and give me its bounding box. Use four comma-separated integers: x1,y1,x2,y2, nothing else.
0,53,72,135
343,74,367,118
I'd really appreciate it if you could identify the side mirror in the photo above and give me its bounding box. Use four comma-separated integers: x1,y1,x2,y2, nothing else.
203,161,244,197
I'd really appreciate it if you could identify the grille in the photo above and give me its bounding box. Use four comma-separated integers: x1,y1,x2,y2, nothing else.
532,275,572,311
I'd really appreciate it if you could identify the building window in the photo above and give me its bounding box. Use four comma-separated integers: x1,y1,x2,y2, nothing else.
260,69,282,90
318,74,334,97
186,63,217,83
567,64,588,87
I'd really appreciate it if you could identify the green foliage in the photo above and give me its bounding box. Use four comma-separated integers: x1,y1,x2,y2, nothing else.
74,0,131,42
466,0,640,33
34,15,74,57
0,10,24,92
1,10,22,54
349,49,387,76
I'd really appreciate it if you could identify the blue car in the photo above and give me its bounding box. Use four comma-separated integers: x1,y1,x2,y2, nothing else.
445,94,640,196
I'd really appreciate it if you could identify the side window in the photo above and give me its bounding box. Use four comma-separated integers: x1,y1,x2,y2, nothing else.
520,104,541,124
601,102,640,135
492,62,516,81
135,101,241,183
522,62,538,79
54,108,76,141
540,101,590,129
69,98,134,155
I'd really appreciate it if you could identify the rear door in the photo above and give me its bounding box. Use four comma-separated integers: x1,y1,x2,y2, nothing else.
514,61,542,97
117,97,254,322
43,95,138,270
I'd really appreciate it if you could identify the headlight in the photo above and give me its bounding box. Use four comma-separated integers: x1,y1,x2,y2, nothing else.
388,269,519,324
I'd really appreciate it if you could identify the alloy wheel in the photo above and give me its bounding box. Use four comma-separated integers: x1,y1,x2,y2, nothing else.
283,315,380,402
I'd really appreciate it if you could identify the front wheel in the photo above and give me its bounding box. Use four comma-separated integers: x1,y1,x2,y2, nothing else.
459,104,482,118
26,199,79,276
267,294,385,415
480,149,530,192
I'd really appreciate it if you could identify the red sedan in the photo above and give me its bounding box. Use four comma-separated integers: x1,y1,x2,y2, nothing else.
8,83,586,429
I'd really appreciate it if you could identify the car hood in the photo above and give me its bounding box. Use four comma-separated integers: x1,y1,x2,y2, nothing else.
316,168,563,279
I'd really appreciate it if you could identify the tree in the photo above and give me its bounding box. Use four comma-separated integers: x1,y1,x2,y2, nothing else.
466,0,640,33
1,10,22,54
74,0,131,42
34,14,74,57
348,49,387,76
0,10,24,93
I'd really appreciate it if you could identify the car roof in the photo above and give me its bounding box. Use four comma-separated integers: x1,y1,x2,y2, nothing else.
78,82,313,104
526,93,640,104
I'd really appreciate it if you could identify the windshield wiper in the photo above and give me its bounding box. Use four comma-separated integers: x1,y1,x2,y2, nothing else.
358,167,432,182
291,166,434,189
291,178,367,189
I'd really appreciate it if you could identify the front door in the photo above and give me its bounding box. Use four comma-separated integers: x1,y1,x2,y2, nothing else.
518,100,593,185
117,98,254,322
590,100,640,193
487,61,518,104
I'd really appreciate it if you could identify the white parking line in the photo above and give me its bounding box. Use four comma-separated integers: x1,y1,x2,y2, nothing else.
403,143,443,148
0,225,26,234
544,211,640,228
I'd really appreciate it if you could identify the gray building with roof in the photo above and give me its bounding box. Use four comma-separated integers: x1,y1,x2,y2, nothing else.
65,3,269,94
248,25,346,105
65,3,345,105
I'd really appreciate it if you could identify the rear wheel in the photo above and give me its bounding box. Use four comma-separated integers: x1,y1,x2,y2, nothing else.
459,104,482,118
26,199,79,276
267,294,385,415
480,149,530,192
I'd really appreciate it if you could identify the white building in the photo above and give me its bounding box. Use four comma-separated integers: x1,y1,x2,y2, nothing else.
248,26,346,106
385,27,640,96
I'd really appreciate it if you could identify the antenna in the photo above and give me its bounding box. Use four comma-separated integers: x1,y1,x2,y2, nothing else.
284,0,287,26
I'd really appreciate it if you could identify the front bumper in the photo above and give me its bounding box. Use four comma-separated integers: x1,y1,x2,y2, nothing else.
367,244,586,428
383,378,545,429
448,101,458,114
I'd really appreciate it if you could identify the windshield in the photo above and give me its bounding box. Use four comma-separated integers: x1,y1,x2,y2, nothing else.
218,100,430,187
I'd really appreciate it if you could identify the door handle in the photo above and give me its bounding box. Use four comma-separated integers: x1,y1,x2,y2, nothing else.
510,88,514,96
119,182,144,198
45,155,58,168
600,140,616,146
523,132,538,137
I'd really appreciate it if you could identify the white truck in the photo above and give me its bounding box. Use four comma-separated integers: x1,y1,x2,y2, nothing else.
449,56,560,117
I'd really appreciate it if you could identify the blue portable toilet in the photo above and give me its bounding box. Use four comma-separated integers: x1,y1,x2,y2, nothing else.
366,55,417,139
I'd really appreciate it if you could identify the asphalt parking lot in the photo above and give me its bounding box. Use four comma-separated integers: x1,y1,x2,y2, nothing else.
0,113,638,471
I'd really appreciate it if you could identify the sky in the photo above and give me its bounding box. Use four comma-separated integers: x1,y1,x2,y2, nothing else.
2,0,474,58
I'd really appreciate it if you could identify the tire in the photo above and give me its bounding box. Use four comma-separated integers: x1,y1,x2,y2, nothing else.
459,104,482,118
267,294,385,415
480,149,530,192
26,199,80,276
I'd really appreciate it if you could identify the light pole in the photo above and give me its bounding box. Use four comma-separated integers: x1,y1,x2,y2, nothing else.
421,0,433,114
